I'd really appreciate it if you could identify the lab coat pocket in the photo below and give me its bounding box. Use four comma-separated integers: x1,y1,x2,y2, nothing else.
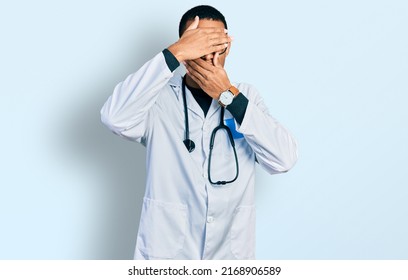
230,205,256,259
138,197,187,259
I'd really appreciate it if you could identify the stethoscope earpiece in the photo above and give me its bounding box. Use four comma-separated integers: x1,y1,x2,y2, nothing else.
183,139,195,153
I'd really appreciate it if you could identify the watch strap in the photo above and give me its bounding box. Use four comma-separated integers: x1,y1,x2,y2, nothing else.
228,85,239,96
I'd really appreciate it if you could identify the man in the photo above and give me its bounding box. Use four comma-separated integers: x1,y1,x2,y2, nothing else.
101,5,297,260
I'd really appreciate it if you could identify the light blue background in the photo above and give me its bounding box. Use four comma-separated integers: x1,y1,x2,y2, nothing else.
1,0,407,259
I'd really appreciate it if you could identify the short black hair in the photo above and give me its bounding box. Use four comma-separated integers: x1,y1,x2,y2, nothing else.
179,5,228,37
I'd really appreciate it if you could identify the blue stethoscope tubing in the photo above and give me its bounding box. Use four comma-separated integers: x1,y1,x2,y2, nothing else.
181,76,239,185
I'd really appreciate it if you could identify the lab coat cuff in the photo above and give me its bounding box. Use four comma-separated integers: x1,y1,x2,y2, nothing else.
227,93,248,125
235,100,254,134
162,49,180,72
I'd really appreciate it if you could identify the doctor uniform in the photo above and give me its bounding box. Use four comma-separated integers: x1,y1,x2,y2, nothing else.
100,50,298,260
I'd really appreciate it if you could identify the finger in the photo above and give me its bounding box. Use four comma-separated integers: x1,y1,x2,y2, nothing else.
208,33,231,45
213,52,221,68
185,65,205,86
186,60,211,83
191,58,214,70
201,27,228,34
185,61,206,79
187,59,213,75
216,38,232,57
186,16,199,31
209,43,229,54
225,39,232,56
188,74,205,90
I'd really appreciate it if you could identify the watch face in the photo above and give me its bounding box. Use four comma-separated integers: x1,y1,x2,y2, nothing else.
219,91,234,106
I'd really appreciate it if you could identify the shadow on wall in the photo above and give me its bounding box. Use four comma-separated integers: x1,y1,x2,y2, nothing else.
60,27,173,259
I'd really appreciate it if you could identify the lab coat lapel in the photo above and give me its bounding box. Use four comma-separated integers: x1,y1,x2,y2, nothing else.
206,98,221,120
185,87,205,120
169,74,204,120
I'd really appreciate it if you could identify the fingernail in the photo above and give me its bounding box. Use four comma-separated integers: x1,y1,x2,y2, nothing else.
224,29,228,33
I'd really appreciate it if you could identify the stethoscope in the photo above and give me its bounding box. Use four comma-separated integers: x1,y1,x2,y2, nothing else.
182,76,239,185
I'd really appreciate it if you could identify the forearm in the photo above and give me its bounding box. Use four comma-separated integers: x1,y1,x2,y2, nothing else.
236,87,298,173
100,52,175,141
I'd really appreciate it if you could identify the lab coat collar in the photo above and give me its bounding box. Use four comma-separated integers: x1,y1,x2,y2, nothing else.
169,73,183,89
168,73,222,120
168,74,182,95
207,99,221,119
169,73,204,120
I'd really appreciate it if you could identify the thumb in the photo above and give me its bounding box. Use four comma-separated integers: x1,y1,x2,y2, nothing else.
213,52,221,68
186,16,199,31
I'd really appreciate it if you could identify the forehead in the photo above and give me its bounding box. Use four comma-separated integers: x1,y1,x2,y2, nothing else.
186,18,226,29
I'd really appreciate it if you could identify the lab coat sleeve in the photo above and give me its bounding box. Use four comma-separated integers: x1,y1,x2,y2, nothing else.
236,85,298,174
100,52,174,143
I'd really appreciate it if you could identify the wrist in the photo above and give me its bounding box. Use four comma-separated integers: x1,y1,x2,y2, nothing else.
218,85,239,107
219,84,238,97
162,49,180,72
168,43,184,62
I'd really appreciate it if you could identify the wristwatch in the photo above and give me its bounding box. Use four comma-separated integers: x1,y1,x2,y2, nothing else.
218,85,239,107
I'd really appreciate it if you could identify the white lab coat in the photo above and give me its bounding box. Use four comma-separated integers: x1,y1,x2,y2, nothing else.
100,52,298,259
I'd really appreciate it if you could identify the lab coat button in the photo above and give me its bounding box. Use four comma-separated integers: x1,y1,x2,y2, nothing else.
207,216,214,223
202,173,208,179
203,123,210,132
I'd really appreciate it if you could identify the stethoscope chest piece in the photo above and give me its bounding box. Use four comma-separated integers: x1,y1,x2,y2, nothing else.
181,75,239,185
183,139,195,153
